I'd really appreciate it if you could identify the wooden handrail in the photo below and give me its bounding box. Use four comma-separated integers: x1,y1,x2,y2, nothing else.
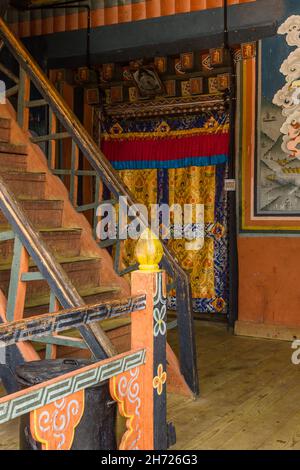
0,17,198,394
0,295,146,347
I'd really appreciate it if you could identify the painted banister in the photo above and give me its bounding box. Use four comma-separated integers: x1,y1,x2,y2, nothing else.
0,239,170,450
0,295,147,346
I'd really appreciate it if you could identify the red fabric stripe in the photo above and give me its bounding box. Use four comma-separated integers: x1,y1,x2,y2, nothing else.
102,133,229,162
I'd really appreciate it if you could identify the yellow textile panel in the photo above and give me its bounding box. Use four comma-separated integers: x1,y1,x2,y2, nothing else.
168,166,215,223
168,165,216,299
117,166,217,300
168,237,215,300
118,169,157,268
119,169,158,208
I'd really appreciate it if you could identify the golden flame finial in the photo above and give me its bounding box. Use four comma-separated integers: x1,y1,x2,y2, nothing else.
135,228,163,271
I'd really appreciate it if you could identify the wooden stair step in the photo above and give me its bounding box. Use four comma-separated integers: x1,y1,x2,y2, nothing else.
39,228,82,258
0,118,11,143
0,142,27,155
0,199,64,228
23,285,120,317
0,118,11,129
0,227,82,262
56,316,131,357
0,172,47,199
81,284,122,304
0,256,102,298
0,151,27,171
0,142,28,171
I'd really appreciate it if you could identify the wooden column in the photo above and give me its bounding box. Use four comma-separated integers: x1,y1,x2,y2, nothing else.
110,229,169,450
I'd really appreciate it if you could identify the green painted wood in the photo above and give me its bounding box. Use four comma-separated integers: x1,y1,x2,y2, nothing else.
17,67,27,128
52,169,71,175
45,343,53,359
0,62,19,84
21,271,44,281
98,238,116,248
70,139,77,205
93,176,100,237
6,85,19,98
0,230,14,241
31,131,69,143
76,170,96,176
49,291,57,312
47,107,54,168
31,335,88,349
6,235,25,322
26,98,47,108
76,202,97,213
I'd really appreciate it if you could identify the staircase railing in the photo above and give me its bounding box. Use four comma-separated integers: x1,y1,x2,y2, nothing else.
0,175,119,392
0,17,199,395
0,259,172,450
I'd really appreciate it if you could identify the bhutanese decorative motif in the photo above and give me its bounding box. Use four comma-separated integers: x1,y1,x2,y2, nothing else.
102,111,229,316
153,306,167,337
153,364,167,396
30,391,84,450
101,112,229,170
168,163,229,315
153,270,167,337
0,295,147,347
110,367,142,450
0,349,146,425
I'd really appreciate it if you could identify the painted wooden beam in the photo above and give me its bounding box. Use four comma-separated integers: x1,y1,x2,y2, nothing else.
0,295,146,346
21,0,285,68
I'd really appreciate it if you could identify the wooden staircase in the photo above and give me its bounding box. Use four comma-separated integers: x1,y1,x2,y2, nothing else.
0,108,129,344
0,16,199,395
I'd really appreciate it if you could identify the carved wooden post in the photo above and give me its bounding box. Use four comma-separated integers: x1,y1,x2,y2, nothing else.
110,229,169,450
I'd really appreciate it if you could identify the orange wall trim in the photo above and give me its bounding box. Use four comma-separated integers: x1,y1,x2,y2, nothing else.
7,0,256,38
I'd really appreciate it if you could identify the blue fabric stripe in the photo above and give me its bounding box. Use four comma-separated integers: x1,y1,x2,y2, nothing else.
112,154,228,170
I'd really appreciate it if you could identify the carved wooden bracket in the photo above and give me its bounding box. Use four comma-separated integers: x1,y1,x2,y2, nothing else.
110,367,143,450
30,390,85,450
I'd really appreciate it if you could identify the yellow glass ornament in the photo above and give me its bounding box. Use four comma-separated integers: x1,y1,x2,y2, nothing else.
135,228,163,272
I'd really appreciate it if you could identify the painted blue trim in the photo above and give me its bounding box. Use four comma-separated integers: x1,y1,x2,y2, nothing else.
111,154,228,170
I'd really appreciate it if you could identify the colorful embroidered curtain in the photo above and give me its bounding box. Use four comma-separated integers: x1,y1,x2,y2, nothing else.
101,112,229,170
101,111,229,315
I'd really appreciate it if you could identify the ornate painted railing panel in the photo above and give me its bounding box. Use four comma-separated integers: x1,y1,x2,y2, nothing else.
0,240,173,450
0,17,199,395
